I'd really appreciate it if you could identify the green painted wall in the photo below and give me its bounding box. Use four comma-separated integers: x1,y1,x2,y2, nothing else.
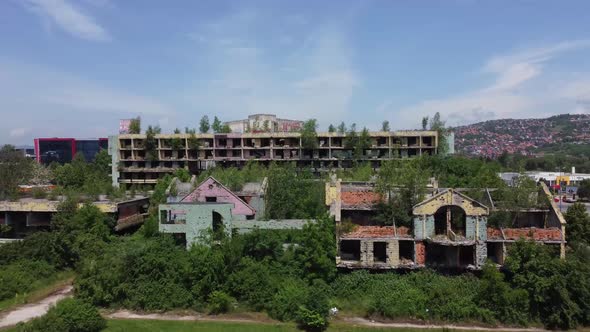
159,203,233,249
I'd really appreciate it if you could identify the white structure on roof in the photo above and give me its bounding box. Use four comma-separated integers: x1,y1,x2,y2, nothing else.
224,114,303,133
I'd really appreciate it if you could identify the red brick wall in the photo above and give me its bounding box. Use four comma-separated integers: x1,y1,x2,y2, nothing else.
415,241,426,265
341,191,382,208
503,227,562,241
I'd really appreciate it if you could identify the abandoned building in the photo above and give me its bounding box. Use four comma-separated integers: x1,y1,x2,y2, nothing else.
0,195,149,241
159,176,308,248
326,179,566,270
110,129,440,189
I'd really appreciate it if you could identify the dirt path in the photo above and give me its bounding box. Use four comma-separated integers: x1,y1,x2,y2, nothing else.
0,285,73,328
342,317,548,332
107,310,548,331
106,310,273,324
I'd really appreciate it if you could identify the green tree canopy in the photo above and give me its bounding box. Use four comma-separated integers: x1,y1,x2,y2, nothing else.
199,115,210,133
129,116,141,134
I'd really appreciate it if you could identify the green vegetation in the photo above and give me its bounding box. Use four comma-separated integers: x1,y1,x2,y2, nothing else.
128,117,141,134
200,115,210,133
3,155,590,331
0,269,73,313
300,119,318,150
264,163,326,220
0,145,34,199
16,298,106,332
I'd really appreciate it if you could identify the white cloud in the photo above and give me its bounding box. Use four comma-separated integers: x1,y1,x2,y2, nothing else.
184,10,359,128
0,59,173,118
391,40,590,127
21,0,110,41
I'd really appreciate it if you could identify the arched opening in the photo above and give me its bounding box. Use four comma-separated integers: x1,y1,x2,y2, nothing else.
212,211,223,233
433,205,467,237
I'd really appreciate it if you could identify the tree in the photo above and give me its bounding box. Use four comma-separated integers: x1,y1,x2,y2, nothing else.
565,203,590,245
328,124,336,133
220,124,232,133
337,122,346,134
0,145,33,199
199,116,210,133
300,119,318,150
344,123,357,150
578,179,590,200
129,116,141,134
212,116,222,133
421,116,429,130
145,125,160,161
355,127,371,159
429,112,449,154
375,159,429,226
381,120,390,132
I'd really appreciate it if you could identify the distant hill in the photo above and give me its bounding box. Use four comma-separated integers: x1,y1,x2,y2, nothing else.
453,114,590,158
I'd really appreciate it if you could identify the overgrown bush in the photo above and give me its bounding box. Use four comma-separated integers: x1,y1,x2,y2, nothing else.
208,291,234,314
17,298,106,332
0,260,55,301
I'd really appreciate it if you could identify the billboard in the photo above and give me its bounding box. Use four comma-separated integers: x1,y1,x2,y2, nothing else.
119,119,131,134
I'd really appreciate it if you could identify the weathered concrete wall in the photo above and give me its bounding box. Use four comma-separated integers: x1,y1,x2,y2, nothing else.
233,219,309,233
248,197,265,220
478,217,487,241
387,240,399,267
476,242,487,267
413,189,488,216
413,216,424,239
159,203,233,249
414,215,435,239
466,216,476,240
360,241,373,267
181,177,255,217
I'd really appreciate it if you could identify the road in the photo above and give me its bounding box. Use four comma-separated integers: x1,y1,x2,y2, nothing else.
0,285,73,328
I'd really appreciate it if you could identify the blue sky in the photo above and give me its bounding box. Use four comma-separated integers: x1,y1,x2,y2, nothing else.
1,0,590,144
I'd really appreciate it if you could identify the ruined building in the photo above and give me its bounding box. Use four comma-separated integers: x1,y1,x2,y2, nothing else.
0,195,149,242
158,176,308,248
326,180,566,270
109,130,439,189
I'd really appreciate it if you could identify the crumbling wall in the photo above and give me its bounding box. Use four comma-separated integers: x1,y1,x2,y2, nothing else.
387,240,399,267
415,241,426,265
476,242,487,267
360,240,373,266
413,215,435,240
478,217,487,241
466,216,476,240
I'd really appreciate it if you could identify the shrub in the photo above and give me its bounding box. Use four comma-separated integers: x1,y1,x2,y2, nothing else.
0,260,55,301
269,278,309,321
17,298,106,332
296,306,328,332
208,291,234,315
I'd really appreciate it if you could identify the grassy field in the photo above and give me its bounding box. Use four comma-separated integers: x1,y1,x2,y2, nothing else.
0,270,74,313
104,319,463,332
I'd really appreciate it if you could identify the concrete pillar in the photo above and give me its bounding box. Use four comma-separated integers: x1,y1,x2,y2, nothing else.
387,240,399,267
361,240,373,267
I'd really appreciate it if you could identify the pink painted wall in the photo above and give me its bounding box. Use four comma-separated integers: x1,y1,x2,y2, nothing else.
181,178,255,216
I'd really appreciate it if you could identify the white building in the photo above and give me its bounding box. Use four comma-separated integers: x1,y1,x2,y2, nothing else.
224,114,303,133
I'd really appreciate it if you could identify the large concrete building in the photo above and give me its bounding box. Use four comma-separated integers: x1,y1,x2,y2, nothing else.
109,130,439,188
